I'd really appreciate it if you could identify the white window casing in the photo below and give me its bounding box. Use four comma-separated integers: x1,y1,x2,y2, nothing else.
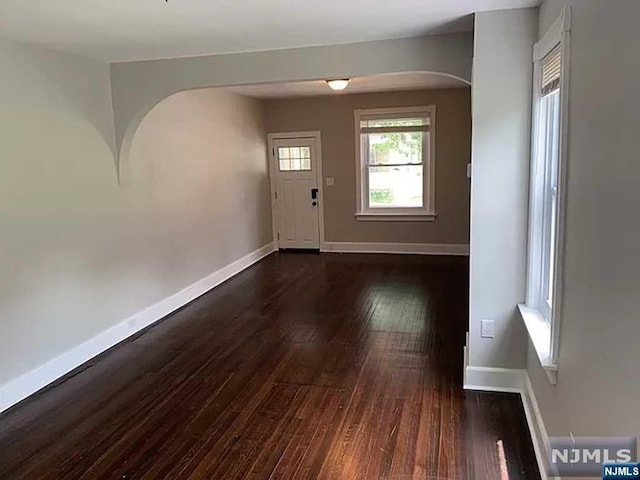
354,106,436,221
521,7,571,385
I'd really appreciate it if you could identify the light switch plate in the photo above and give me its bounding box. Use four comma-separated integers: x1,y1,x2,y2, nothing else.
326,177,335,186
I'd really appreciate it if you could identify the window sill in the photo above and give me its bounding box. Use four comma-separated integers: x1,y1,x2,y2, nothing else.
355,213,437,222
517,304,558,384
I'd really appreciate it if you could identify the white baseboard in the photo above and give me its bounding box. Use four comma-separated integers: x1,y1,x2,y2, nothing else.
522,374,553,480
464,366,551,480
464,366,527,393
321,242,469,256
0,242,275,414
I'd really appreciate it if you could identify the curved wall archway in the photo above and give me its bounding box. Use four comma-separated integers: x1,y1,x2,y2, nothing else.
111,33,473,182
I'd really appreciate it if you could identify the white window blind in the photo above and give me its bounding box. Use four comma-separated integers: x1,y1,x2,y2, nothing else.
541,48,562,95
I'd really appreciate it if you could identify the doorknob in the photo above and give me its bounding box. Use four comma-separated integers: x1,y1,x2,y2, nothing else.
311,188,318,199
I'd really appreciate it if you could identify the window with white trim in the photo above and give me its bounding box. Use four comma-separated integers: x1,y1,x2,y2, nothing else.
354,106,436,220
522,8,570,382
530,46,562,322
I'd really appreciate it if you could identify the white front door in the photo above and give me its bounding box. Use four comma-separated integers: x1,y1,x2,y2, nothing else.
271,136,321,249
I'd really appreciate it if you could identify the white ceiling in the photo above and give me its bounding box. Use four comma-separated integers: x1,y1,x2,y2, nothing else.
0,0,539,62
225,72,469,99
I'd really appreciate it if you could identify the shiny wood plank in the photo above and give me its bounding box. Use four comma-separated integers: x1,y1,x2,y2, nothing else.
0,253,540,479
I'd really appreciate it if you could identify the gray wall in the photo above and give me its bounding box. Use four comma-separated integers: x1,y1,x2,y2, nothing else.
109,33,474,170
264,88,471,245
528,0,640,440
468,8,538,368
0,37,271,389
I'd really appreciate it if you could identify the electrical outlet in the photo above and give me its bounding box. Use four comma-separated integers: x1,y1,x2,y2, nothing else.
481,319,494,338
326,177,335,186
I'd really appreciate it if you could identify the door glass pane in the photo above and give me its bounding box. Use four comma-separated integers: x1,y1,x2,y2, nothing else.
278,146,312,171
368,165,423,207
367,132,422,165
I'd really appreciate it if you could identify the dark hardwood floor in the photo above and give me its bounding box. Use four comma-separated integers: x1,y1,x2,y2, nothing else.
0,253,540,480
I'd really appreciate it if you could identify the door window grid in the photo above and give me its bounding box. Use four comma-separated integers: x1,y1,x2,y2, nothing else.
278,146,311,171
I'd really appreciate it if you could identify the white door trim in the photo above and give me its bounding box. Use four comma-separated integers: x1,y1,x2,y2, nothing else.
267,131,326,250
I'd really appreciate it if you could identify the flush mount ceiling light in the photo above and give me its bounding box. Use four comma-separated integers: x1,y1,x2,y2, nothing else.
326,79,351,91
